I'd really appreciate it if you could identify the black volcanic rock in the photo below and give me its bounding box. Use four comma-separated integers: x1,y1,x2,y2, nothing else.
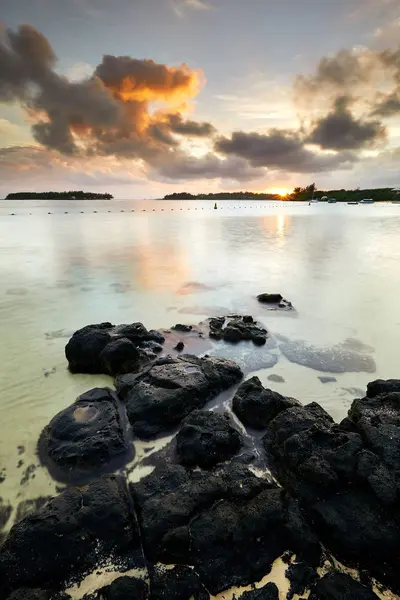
65,323,113,373
189,487,320,594
99,576,148,600
149,565,208,600
286,562,318,599
262,387,400,593
172,324,192,332
221,317,268,346
257,293,283,304
232,376,300,429
116,354,243,439
309,573,379,600
6,592,70,600
0,476,142,599
65,322,164,375
132,463,275,564
100,338,150,376
349,391,400,472
38,388,132,482
239,583,279,599
176,410,243,468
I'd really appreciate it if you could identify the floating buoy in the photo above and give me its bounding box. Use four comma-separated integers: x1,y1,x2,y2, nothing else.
120,209,124,212
48,212,51,214
80,211,84,214
214,202,218,210
93,210,97,213
64,211,68,214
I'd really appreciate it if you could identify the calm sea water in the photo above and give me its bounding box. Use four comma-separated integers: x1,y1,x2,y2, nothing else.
1,199,400,533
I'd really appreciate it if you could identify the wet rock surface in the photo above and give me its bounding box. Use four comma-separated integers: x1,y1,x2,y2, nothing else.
257,294,293,311
232,376,300,429
209,316,268,345
116,354,243,439
65,322,165,375
38,388,132,482
96,576,148,600
286,561,318,599
176,410,243,468
132,462,320,594
239,583,279,599
2,313,396,599
0,476,142,599
308,573,380,600
262,383,400,593
149,565,208,600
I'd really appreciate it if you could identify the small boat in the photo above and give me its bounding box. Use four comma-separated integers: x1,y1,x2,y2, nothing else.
347,201,359,205
360,199,375,204
327,198,337,203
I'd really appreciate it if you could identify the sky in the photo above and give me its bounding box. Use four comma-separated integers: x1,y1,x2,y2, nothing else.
2,0,400,198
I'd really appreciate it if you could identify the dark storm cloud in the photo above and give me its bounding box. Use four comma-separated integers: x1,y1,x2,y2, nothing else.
308,96,386,150
167,113,216,136
214,128,357,173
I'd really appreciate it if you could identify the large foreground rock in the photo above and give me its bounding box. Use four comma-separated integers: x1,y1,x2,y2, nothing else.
116,354,243,438
38,388,132,483
65,322,164,375
176,410,243,468
238,583,279,599
232,376,300,429
263,383,400,593
309,573,379,600
0,476,142,599
132,463,320,594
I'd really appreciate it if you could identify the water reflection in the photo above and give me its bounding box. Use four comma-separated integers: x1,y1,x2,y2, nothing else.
1,200,400,520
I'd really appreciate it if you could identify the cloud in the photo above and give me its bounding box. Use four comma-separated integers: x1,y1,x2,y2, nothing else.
293,48,383,109
0,24,207,161
172,0,212,18
214,128,357,173
153,150,266,181
167,113,216,136
372,90,400,116
308,96,386,150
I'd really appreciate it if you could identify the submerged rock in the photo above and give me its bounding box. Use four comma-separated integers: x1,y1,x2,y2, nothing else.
176,410,243,468
309,573,379,600
38,388,132,482
232,376,300,429
279,339,376,373
0,476,142,599
116,354,243,439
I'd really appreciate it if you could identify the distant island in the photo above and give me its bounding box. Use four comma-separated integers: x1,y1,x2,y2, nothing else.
5,191,113,200
164,186,398,202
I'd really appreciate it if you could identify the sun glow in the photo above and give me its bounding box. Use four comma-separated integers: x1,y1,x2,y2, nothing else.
268,187,293,197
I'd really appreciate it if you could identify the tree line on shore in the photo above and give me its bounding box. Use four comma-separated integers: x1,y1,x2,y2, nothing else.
164,192,279,200
165,186,398,202
5,191,113,200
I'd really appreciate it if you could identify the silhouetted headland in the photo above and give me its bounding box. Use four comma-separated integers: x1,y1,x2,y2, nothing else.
5,191,113,200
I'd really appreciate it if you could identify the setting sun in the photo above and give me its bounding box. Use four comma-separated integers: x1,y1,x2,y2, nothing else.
267,187,293,197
